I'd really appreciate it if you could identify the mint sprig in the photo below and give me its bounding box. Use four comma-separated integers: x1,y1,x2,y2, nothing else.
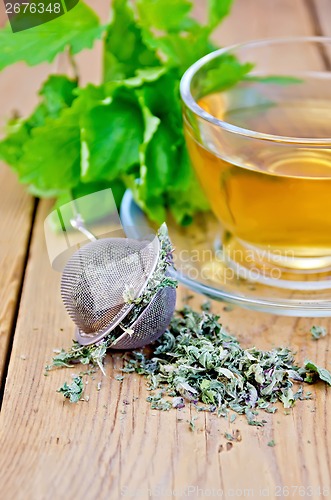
0,0,243,224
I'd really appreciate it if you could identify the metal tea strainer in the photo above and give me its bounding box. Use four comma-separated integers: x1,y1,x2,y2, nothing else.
61,214,176,350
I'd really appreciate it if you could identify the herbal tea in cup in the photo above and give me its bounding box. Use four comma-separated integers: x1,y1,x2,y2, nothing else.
180,38,331,289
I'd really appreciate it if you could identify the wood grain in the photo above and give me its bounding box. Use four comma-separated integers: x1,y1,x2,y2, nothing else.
311,0,331,66
1,201,331,500
215,0,321,44
0,168,35,388
1,1,331,500
311,0,331,36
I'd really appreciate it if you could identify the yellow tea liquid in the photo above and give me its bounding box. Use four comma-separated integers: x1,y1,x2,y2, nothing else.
185,94,331,271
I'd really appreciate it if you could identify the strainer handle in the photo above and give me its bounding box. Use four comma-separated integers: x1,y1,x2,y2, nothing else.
70,213,97,242
68,194,98,241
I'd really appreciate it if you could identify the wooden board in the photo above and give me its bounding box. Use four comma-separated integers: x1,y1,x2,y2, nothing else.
215,0,321,43
311,0,331,36
1,201,331,500
1,1,331,499
0,168,35,387
0,16,62,387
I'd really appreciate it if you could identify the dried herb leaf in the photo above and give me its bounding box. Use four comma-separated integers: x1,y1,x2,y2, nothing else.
50,304,330,428
58,376,84,403
304,360,331,386
121,306,313,426
310,326,327,341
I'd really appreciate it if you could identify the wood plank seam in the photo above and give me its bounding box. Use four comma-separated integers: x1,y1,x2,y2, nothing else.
0,198,39,411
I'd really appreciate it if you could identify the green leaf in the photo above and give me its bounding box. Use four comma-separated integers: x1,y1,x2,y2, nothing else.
141,72,183,133
81,88,144,182
144,122,181,193
1,0,239,226
136,0,193,32
208,0,233,29
199,55,254,97
0,2,104,70
121,67,167,87
104,0,159,81
19,107,81,196
39,75,78,115
138,93,161,148
136,0,221,74
128,117,184,223
245,75,304,85
304,360,331,386
0,123,30,166
141,27,216,73
167,149,209,225
0,75,77,167
123,75,208,225
129,137,208,225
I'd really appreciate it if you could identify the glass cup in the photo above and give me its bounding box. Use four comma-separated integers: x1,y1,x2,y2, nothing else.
180,37,331,290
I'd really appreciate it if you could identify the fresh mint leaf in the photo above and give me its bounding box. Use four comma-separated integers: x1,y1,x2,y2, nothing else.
136,0,193,32
39,75,78,115
0,2,104,70
199,56,254,97
0,123,30,166
19,108,81,196
102,72,204,225
0,78,128,200
167,144,209,224
304,360,331,386
144,122,182,193
81,88,144,182
137,92,160,148
122,67,167,87
142,28,215,74
136,0,224,73
104,0,159,82
126,94,207,226
1,0,242,225
245,75,304,85
0,75,77,167
208,0,233,29
141,72,183,134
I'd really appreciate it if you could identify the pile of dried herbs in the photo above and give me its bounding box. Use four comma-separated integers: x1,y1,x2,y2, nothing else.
47,304,330,426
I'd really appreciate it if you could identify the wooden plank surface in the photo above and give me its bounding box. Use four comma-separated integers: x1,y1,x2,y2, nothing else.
0,11,62,388
215,0,321,43
1,1,331,499
311,0,331,36
2,202,331,500
0,168,35,388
